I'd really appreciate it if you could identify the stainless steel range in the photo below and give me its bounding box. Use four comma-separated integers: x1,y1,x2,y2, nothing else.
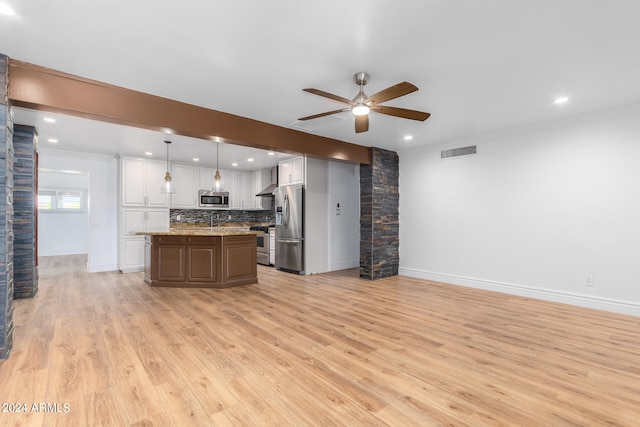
250,226,270,265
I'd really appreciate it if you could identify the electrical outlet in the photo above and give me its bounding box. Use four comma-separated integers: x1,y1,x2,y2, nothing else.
176,215,181,221
586,275,594,287
228,215,231,220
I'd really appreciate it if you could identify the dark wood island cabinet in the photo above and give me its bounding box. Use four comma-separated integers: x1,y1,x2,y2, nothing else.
140,231,258,288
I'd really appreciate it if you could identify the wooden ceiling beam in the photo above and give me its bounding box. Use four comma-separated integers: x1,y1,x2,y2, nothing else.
8,59,371,165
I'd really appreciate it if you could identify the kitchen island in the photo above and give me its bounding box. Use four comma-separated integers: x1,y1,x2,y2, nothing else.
137,229,261,288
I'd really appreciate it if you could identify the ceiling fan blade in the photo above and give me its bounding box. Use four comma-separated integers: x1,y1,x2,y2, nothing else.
298,108,350,121
372,105,431,121
365,81,418,105
303,88,354,105
355,114,369,133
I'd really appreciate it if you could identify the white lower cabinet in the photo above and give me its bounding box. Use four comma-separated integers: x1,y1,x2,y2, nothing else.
119,208,169,272
120,238,146,273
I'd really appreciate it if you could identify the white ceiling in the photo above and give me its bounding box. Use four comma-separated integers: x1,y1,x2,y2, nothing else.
2,1,640,163
13,107,291,171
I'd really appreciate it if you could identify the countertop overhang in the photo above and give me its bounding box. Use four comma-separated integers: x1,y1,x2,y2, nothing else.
137,228,263,237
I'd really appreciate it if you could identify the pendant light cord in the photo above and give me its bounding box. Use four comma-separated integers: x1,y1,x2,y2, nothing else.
166,141,170,172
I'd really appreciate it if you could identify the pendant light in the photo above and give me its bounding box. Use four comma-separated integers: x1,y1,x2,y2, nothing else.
214,140,222,191
161,140,175,194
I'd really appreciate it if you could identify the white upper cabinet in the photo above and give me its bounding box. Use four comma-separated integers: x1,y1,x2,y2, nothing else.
198,167,215,191
122,158,145,206
279,156,305,185
145,160,170,207
251,170,261,209
133,161,273,211
238,171,252,209
216,169,228,193
251,169,272,210
171,164,198,208
226,170,240,209
121,157,169,207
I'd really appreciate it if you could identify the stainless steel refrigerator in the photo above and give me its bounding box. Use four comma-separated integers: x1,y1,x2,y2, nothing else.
274,184,304,274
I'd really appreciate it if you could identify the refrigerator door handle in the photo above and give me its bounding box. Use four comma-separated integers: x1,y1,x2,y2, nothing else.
278,238,303,243
283,194,290,227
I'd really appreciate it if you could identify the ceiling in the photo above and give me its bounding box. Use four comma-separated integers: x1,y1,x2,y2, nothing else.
2,1,640,163
13,107,292,171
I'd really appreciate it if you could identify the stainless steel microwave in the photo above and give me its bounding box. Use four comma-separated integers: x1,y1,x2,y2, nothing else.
199,190,229,208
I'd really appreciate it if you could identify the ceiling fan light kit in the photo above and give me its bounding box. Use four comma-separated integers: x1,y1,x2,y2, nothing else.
299,72,430,133
352,103,370,116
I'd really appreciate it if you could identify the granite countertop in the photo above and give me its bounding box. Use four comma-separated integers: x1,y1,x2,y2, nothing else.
136,226,262,237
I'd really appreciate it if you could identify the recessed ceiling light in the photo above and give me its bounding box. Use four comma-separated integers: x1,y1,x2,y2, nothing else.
48,138,58,143
0,3,16,15
193,158,199,162
554,97,569,104
267,152,275,156
403,135,413,141
231,162,238,167
247,158,254,162
145,152,153,156
44,117,56,123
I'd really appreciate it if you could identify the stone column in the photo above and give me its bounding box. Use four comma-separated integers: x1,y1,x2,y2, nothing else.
0,53,15,359
13,125,38,298
360,147,399,280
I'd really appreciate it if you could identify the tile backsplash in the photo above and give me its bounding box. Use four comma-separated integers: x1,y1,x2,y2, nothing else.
170,208,275,227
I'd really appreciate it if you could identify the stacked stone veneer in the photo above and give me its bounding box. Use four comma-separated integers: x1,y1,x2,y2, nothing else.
0,53,14,359
360,147,399,280
13,125,38,298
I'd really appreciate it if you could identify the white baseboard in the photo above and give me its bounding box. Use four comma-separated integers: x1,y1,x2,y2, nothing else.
398,267,640,317
87,263,118,273
119,266,144,274
328,260,359,272
39,249,88,257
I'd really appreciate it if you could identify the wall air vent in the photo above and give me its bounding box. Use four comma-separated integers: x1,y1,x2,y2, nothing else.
441,145,477,159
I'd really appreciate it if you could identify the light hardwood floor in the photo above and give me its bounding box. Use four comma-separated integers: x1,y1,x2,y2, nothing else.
1,255,639,426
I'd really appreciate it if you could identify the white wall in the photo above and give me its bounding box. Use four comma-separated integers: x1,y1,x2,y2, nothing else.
303,157,360,274
328,161,360,271
398,105,640,316
38,149,118,272
304,157,329,274
38,170,89,256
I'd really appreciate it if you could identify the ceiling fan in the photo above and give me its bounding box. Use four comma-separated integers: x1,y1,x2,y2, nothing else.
298,72,431,133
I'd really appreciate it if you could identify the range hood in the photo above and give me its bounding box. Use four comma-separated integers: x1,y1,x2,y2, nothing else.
256,166,278,196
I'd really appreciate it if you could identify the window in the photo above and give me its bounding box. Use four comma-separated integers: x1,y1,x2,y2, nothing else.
58,192,83,209
38,191,56,210
38,189,85,211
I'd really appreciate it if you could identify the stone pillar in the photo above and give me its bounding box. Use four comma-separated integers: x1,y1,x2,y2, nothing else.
13,125,38,298
360,147,399,280
0,53,15,359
